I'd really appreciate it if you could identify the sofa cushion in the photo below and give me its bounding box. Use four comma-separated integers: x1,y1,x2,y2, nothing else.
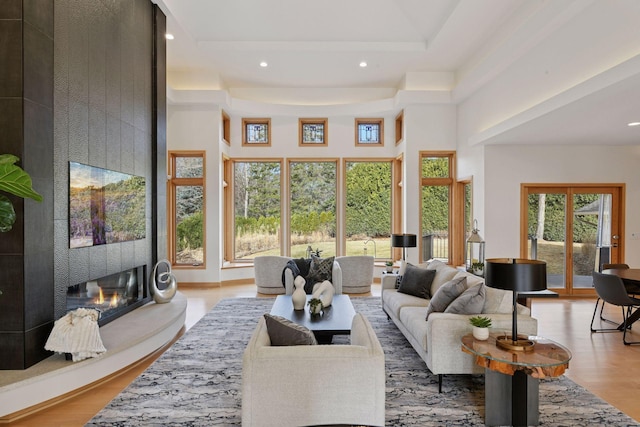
383,289,429,318
397,264,436,299
452,270,484,288
307,255,335,285
425,276,467,320
263,314,318,346
444,283,486,315
426,260,460,296
483,287,514,314
398,306,430,352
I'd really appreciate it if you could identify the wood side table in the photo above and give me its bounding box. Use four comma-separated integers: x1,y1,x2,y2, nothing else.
461,333,571,427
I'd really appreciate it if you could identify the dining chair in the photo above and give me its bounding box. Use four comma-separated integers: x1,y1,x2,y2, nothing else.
596,263,630,324
591,271,640,345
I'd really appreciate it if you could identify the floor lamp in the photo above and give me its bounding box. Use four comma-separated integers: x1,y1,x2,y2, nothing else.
391,234,417,275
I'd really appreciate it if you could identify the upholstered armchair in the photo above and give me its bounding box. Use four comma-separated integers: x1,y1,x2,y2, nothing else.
241,313,386,427
253,256,342,295
335,255,374,293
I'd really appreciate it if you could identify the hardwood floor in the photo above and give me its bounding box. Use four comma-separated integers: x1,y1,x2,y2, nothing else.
7,284,640,426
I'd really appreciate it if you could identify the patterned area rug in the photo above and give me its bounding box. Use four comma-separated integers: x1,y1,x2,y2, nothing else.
89,297,638,426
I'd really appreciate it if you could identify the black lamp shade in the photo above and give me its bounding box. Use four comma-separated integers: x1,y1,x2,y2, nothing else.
485,258,547,292
391,234,417,248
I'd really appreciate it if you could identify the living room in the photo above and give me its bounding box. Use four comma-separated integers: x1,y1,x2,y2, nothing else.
2,0,640,425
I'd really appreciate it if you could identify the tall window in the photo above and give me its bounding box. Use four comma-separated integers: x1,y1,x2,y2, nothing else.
288,160,337,258
420,152,455,263
169,152,205,267
344,160,392,259
233,160,282,260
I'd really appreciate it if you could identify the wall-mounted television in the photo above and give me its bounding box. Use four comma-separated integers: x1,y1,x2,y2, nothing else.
69,162,146,248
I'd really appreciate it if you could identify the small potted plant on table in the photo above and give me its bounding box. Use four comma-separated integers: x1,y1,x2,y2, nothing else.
385,261,394,273
469,315,492,341
471,261,484,277
308,297,324,315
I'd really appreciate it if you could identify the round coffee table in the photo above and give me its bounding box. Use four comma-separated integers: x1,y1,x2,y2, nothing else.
461,333,571,426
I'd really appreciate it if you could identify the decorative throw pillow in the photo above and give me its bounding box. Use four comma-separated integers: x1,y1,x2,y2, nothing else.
425,276,467,320
444,283,486,315
307,255,335,286
263,314,318,346
397,264,436,299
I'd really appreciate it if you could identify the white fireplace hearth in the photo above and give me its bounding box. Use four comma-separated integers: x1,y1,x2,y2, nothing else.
0,293,187,421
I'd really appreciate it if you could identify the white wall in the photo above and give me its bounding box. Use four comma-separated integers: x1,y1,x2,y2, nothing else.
167,104,223,283
403,104,457,266
483,144,640,264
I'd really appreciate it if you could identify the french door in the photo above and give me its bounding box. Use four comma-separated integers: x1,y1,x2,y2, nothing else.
520,184,624,296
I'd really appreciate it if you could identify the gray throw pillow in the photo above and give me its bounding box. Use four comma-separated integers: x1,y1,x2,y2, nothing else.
425,276,467,320
307,255,335,284
263,314,318,346
397,264,436,299
444,283,486,315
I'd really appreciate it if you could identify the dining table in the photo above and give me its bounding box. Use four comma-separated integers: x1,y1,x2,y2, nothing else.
601,268,640,330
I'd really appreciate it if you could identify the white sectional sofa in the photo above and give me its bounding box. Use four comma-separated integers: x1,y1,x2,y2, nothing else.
381,259,538,392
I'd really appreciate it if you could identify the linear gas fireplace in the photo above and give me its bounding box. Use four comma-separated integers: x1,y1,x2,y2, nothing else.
66,266,148,326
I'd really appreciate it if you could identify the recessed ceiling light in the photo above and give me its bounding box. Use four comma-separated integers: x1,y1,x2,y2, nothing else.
165,33,174,40
359,61,367,68
628,122,640,127
260,61,268,67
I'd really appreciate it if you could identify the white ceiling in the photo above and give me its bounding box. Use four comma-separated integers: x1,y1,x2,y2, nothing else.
154,0,640,146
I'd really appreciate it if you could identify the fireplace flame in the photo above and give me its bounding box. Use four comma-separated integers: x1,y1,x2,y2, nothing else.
97,287,105,304
110,293,118,307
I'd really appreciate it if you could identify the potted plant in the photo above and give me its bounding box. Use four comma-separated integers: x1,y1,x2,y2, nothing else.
385,261,394,273
308,297,323,315
0,154,42,299
469,315,492,341
471,261,484,276
0,154,42,233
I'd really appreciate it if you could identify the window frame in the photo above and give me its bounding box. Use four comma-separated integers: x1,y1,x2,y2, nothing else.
230,158,284,262
419,151,457,264
222,110,231,146
242,118,272,146
222,155,401,264
287,158,340,258
168,150,206,269
299,118,328,147
355,118,384,146
342,157,395,260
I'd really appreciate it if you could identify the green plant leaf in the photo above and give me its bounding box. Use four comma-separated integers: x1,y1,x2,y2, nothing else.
0,154,43,202
0,194,16,232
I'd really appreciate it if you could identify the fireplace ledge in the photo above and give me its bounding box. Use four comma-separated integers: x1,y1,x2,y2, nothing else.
0,292,187,420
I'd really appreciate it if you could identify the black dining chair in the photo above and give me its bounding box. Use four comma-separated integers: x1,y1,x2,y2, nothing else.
591,271,640,345
596,263,631,324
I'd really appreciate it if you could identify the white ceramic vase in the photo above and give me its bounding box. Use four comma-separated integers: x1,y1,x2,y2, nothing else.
292,276,307,310
472,326,489,341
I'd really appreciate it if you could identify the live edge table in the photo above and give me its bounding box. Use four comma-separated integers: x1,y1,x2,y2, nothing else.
461,333,572,427
270,294,356,344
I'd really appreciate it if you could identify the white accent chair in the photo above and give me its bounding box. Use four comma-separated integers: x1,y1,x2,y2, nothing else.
253,256,342,295
241,313,386,427
336,255,374,293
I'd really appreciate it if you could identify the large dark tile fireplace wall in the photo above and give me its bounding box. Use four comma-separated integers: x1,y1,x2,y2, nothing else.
0,0,167,370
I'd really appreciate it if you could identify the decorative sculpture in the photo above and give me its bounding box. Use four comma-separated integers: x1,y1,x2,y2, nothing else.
292,275,307,310
312,280,334,308
150,259,178,304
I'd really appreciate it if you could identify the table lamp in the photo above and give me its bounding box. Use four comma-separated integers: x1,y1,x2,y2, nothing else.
485,258,547,352
391,233,417,275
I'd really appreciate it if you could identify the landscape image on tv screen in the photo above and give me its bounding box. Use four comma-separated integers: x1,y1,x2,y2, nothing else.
69,162,146,248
